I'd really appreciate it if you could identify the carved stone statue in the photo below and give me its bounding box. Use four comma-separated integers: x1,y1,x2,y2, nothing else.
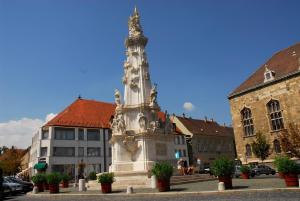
111,112,126,135
149,85,158,107
138,113,147,132
164,112,173,134
114,89,121,108
128,7,143,38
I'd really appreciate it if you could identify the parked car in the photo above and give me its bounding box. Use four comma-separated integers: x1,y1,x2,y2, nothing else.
2,183,12,196
3,177,23,195
252,165,276,176
6,176,33,193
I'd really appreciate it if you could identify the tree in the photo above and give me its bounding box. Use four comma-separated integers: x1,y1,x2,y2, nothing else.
279,123,300,158
0,147,25,175
251,132,271,162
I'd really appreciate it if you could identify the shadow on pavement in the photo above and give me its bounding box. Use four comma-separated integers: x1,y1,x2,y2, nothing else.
169,187,187,192
233,185,248,189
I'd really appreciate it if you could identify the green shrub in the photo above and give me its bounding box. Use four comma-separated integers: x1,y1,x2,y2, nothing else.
275,156,300,174
61,173,71,182
151,162,173,180
89,171,97,180
46,173,62,185
240,165,250,174
211,157,235,177
97,173,114,184
31,173,46,184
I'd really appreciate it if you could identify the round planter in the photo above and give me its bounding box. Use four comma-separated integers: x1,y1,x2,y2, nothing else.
157,179,170,192
49,184,59,194
284,174,299,187
218,176,233,189
44,183,49,190
101,183,112,194
278,172,285,179
61,181,69,188
241,173,250,179
36,183,44,192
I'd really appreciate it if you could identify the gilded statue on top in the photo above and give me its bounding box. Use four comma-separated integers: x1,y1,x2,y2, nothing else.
128,7,143,38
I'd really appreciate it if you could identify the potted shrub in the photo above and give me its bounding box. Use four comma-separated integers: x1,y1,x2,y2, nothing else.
151,162,173,192
46,173,61,193
31,174,46,192
276,157,300,187
274,156,286,179
61,174,71,188
240,165,251,179
97,172,114,193
211,157,235,189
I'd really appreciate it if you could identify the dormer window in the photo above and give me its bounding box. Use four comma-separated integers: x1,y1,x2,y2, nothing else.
264,65,275,83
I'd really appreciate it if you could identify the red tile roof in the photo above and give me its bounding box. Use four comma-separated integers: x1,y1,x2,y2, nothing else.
45,98,167,129
176,116,233,137
45,99,116,128
229,42,300,98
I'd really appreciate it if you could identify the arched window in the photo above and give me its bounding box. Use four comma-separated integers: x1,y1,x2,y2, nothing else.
241,108,254,136
245,144,252,157
267,100,284,131
273,139,281,153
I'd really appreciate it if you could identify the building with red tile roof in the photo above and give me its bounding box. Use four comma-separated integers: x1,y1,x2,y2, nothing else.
228,42,300,164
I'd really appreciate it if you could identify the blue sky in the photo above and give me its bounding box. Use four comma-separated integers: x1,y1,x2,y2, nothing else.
1,0,300,127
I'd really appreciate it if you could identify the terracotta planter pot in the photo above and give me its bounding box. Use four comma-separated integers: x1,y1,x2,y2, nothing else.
284,174,299,187
278,172,285,179
49,184,59,194
101,183,112,194
157,179,170,192
36,183,44,192
61,181,69,188
44,183,49,190
218,176,233,189
241,173,250,179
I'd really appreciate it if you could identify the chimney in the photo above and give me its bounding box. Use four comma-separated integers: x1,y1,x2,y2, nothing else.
204,116,208,122
182,113,186,118
223,123,226,127
211,118,214,122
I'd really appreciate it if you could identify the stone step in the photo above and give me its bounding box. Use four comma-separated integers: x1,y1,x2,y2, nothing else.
170,174,216,185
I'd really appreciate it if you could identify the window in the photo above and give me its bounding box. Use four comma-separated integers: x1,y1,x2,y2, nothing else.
178,150,182,157
108,147,112,157
54,128,75,140
264,67,275,82
245,144,252,157
78,129,84,140
40,147,47,157
53,147,75,156
241,108,254,136
78,147,84,157
87,129,100,141
267,100,284,131
273,140,281,153
42,130,49,139
183,149,187,157
87,148,101,157
107,130,112,141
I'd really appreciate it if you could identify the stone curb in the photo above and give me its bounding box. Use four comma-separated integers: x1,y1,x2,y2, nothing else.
27,187,300,197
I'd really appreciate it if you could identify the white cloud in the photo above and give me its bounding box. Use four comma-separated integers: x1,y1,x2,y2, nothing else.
183,102,195,112
0,113,57,149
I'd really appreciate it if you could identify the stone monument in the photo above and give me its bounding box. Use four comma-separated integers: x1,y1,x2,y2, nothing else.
110,7,175,188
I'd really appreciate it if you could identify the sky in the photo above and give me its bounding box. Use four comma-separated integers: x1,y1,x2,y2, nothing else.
1,0,300,148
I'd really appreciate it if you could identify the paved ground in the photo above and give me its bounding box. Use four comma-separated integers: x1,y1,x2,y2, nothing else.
6,190,300,201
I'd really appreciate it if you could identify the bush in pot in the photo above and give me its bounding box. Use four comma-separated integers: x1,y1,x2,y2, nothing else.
89,171,97,180
97,173,114,193
61,174,71,188
240,165,251,179
276,157,300,187
274,156,287,179
46,173,62,193
151,162,173,192
31,174,46,192
211,157,235,189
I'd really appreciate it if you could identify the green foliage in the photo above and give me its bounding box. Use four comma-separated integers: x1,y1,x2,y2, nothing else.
31,173,46,184
251,132,271,162
97,173,114,184
151,162,173,180
240,165,250,174
274,156,300,174
89,171,97,180
211,157,235,177
46,173,62,185
61,173,71,182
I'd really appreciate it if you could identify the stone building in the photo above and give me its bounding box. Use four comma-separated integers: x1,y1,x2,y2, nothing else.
171,115,236,168
228,42,300,164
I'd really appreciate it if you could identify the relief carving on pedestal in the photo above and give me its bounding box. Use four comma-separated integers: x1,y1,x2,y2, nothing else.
138,112,148,132
122,135,140,161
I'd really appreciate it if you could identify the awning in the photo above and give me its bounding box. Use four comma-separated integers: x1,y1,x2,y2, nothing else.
33,163,48,170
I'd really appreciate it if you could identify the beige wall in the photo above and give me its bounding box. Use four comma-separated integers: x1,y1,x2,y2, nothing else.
229,75,300,164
